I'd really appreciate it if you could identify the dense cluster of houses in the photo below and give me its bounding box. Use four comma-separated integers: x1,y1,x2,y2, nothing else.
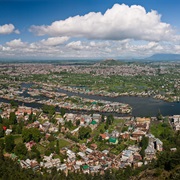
0,102,165,174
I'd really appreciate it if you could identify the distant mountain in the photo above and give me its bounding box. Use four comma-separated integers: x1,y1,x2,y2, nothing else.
146,53,180,61
96,59,124,66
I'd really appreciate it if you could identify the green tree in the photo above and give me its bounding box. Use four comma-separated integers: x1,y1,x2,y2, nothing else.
56,140,60,154
42,105,55,115
10,100,18,108
65,120,73,129
22,128,42,143
76,119,80,126
9,112,17,125
139,136,149,158
14,143,27,157
157,110,163,120
60,107,66,117
79,126,92,140
0,115,3,124
47,135,56,142
5,135,15,153
0,124,5,138
101,114,105,123
0,139,5,150
31,146,41,161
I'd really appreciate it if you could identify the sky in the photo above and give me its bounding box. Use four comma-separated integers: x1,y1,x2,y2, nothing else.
0,0,180,60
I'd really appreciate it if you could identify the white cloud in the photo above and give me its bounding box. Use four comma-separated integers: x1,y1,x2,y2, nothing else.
66,41,84,50
6,39,26,47
30,4,176,42
0,24,20,35
40,36,69,46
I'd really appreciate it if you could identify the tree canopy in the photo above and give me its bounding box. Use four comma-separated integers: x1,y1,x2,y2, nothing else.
22,128,42,143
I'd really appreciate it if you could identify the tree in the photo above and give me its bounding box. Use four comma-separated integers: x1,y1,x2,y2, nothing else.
22,128,42,143
0,139,5,150
56,140,60,154
9,112,17,125
0,115,3,124
79,126,92,140
28,112,34,123
139,136,149,158
5,135,15,153
10,100,18,108
14,143,27,157
60,107,66,117
101,114,105,123
106,114,114,125
76,119,80,126
48,135,56,142
157,110,163,120
58,123,62,132
0,124,5,138
42,105,55,115
31,146,41,161
65,120,73,129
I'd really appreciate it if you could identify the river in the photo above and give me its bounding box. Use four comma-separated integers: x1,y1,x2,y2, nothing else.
0,83,179,117
57,88,180,117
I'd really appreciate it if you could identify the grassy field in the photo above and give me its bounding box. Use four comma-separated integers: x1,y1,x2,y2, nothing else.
58,138,70,148
150,120,175,150
150,121,173,138
13,135,23,144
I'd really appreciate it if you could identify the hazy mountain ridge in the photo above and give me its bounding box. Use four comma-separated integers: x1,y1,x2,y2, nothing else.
146,53,180,61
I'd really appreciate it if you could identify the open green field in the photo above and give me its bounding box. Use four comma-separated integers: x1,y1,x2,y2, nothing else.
58,139,70,148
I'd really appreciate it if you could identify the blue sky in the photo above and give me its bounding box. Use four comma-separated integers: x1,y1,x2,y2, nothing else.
0,0,180,59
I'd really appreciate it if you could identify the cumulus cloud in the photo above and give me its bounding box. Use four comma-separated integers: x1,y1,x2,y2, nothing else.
1,38,180,59
40,36,69,46
0,24,20,35
30,4,176,42
66,41,89,50
6,39,26,47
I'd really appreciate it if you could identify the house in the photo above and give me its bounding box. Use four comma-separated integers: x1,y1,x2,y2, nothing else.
100,133,109,140
71,127,80,135
5,129,12,135
57,164,67,171
175,124,180,131
90,143,98,150
102,150,109,155
132,130,146,139
64,113,76,122
111,130,120,138
86,148,93,154
15,106,32,116
56,118,64,125
73,164,80,172
92,114,101,123
133,152,142,161
136,117,151,124
145,145,156,161
26,141,36,151
83,115,92,124
89,121,98,130
121,150,133,163
67,149,76,158
147,134,163,152
109,137,118,144
40,121,51,132
77,152,86,158
120,132,130,139
156,138,163,151
82,165,89,173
